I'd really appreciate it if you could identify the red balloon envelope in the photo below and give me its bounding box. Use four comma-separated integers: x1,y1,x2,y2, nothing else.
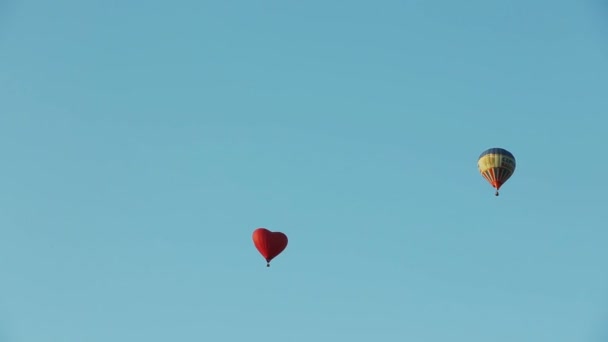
252,228,288,267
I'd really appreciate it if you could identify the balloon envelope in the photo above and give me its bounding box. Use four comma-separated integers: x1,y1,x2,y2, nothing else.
477,147,516,196
252,228,288,267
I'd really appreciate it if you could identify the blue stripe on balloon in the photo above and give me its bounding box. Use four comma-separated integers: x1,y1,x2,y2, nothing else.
478,148,515,160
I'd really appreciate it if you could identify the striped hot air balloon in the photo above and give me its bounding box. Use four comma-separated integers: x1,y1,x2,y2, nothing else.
477,148,516,196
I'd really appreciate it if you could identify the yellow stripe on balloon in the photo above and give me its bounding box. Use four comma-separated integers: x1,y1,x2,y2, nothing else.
477,153,516,174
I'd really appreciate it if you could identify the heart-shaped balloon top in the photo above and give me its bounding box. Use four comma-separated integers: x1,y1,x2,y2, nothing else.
252,228,288,267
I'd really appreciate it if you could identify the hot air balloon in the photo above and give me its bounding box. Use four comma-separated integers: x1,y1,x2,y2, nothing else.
477,147,516,196
252,228,288,267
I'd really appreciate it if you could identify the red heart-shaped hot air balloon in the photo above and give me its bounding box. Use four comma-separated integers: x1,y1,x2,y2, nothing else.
252,228,288,267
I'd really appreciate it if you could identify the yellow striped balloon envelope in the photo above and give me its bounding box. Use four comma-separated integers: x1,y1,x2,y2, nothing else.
477,148,516,196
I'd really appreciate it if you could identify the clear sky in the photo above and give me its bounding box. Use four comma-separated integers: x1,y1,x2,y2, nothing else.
1,1,608,341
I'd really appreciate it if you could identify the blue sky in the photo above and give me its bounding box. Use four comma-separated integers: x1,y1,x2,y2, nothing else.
1,1,608,341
